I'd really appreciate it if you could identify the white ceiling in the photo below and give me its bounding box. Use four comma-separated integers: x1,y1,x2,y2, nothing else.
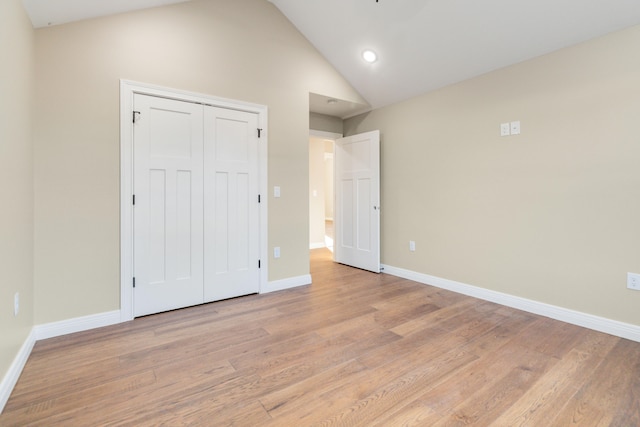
23,0,640,117
269,0,640,114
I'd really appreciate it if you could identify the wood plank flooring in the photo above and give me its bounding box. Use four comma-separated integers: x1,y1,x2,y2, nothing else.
2,248,639,426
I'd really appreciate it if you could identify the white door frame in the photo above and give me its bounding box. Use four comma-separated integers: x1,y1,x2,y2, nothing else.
120,80,268,322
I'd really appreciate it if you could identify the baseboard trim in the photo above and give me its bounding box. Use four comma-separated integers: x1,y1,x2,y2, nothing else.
262,274,312,294
310,242,326,249
34,310,123,341
0,329,36,414
382,264,640,343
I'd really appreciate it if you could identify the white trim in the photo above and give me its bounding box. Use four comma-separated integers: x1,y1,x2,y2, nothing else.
0,329,36,414
34,310,122,341
120,80,268,321
120,81,134,322
262,274,312,294
258,108,269,300
382,264,640,343
309,130,342,140
310,242,326,249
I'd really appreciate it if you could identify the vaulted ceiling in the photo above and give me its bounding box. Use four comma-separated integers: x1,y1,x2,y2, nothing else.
23,0,640,118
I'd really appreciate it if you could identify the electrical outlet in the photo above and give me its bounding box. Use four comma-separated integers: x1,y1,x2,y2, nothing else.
500,123,510,137
409,241,416,252
14,292,19,316
274,247,281,259
628,273,640,291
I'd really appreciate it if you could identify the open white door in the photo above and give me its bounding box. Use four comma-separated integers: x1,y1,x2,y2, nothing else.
334,130,380,273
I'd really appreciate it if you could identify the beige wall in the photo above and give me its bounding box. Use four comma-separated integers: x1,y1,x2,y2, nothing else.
33,0,366,323
310,112,343,134
0,0,35,387
345,25,640,326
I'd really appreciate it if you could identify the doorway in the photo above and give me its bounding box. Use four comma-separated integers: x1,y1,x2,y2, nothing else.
309,131,340,252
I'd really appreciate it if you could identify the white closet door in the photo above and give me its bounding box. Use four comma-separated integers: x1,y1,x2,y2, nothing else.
133,94,204,317
204,106,260,302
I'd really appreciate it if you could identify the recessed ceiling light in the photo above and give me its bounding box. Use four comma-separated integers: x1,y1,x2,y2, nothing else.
362,50,378,63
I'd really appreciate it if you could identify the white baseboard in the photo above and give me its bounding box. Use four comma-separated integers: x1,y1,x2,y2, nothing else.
0,329,36,414
34,310,122,341
382,264,640,343
262,274,312,294
310,242,326,249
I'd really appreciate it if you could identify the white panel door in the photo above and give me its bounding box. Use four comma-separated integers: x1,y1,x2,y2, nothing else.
204,106,260,302
334,130,380,273
133,94,204,317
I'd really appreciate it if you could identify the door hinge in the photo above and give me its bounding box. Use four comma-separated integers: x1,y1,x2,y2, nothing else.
258,260,261,269
133,277,136,288
258,194,261,203
132,194,136,205
257,128,263,138
133,111,141,123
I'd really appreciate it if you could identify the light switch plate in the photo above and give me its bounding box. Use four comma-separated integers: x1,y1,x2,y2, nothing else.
274,186,281,198
500,123,510,137
510,121,521,135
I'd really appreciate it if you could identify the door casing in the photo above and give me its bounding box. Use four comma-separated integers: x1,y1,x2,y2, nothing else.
120,80,268,322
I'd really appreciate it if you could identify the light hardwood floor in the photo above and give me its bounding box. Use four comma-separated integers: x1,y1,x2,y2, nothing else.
2,249,639,426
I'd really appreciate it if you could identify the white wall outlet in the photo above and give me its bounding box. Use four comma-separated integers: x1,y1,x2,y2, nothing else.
500,123,510,137
628,272,640,291
409,241,416,252
274,247,281,259
274,186,281,198
510,121,521,135
14,292,19,316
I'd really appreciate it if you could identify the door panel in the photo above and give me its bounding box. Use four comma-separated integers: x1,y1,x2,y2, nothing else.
204,107,260,302
341,178,354,248
133,94,204,317
175,171,193,278
357,177,372,251
148,169,166,284
335,130,380,273
214,171,229,274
